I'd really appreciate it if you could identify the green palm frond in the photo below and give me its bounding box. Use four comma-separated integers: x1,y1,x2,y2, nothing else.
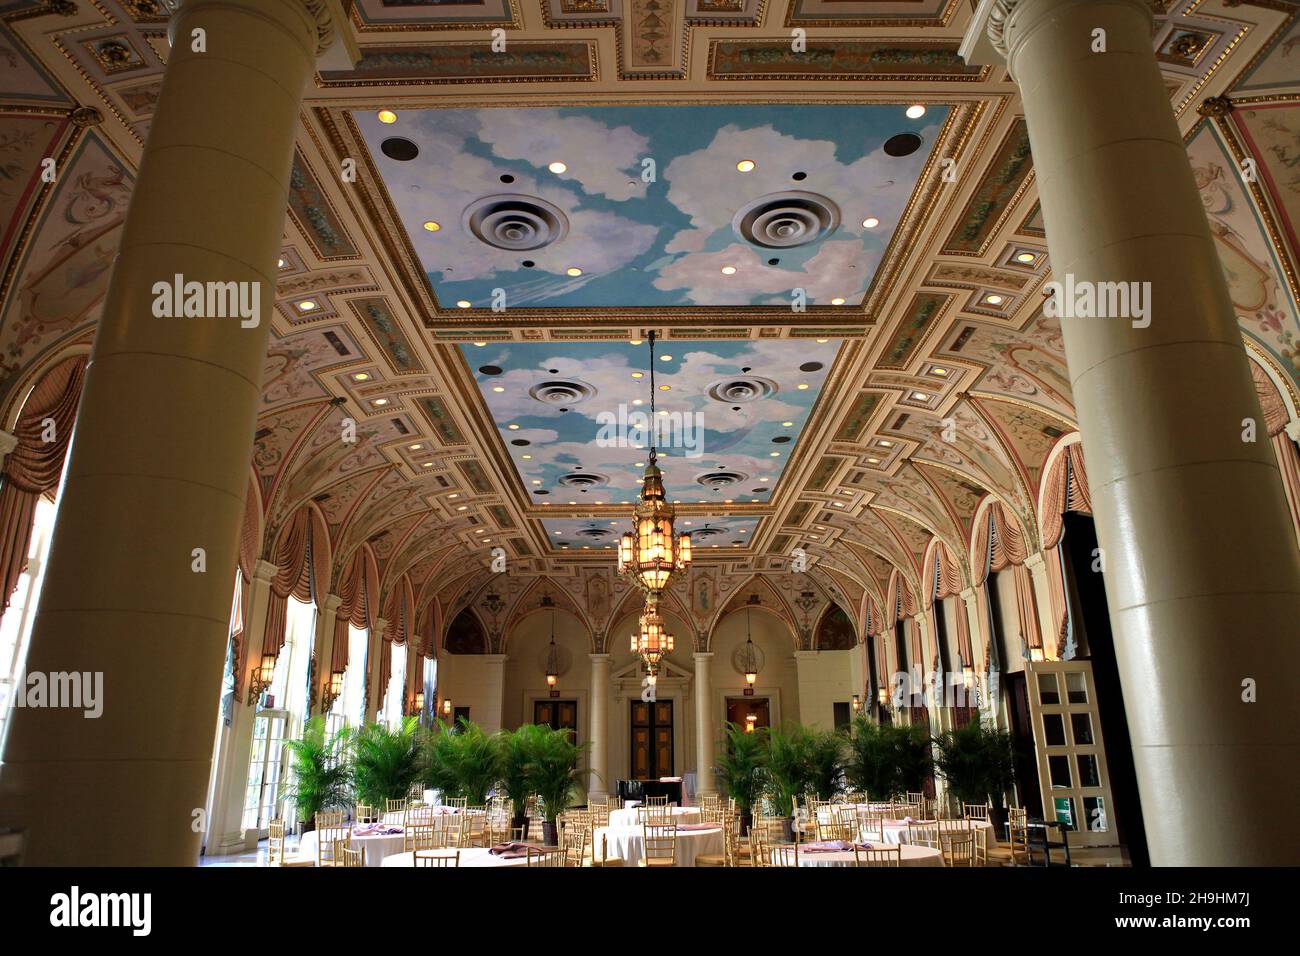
713,722,767,813
283,717,354,822
351,716,425,806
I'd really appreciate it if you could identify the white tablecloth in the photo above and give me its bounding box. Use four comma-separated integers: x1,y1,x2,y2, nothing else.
870,819,994,846
608,806,702,829
381,848,529,868
299,828,407,868
796,843,943,868
594,825,723,867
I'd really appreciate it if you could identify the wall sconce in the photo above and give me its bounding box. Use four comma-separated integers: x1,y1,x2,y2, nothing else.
851,694,861,713
876,686,890,712
441,698,453,718
321,669,344,712
247,653,276,706
411,691,425,716
962,665,976,690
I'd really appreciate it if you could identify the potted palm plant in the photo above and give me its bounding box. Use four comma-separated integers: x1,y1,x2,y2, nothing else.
282,717,353,832
423,717,499,805
523,725,587,847
351,716,425,808
933,720,1016,833
844,715,898,800
714,722,768,835
805,728,846,801
764,724,813,843
497,724,546,838
894,722,936,797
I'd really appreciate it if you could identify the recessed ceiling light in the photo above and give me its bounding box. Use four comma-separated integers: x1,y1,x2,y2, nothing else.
373,398,388,406
868,457,880,464
985,294,1004,305
630,339,643,346
422,462,433,468
409,444,423,451
352,372,370,382
632,399,644,406
631,372,643,379
932,367,949,377
474,528,484,534
492,386,505,393
423,220,441,232
566,267,582,277
521,454,532,460
659,384,670,391
879,440,893,448
277,258,287,269
862,217,880,229
457,301,472,309
548,161,568,174
816,338,829,343
660,354,672,361
507,424,520,430
721,266,737,275
377,110,397,124
782,421,793,427
296,300,318,312
770,452,780,457
797,383,809,390
533,479,542,485
760,477,770,482
831,298,845,306
1016,252,1037,263
449,493,459,499
736,160,756,172
912,391,929,401
457,505,467,511
482,538,491,543
906,104,926,119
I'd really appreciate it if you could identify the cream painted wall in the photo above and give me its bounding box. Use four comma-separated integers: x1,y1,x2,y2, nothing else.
794,649,856,729
434,652,506,732
501,609,592,733
710,608,800,731
992,570,1025,674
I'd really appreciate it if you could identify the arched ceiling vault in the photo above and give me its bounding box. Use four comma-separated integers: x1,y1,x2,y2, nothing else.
2,0,1298,612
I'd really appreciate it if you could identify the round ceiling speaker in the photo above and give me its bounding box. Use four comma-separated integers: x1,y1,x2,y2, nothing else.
528,379,596,407
705,376,778,405
732,191,840,249
573,526,614,540
558,472,609,491
463,194,569,251
696,471,749,490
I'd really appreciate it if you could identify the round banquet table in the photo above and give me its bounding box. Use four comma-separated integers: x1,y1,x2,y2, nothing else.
607,805,702,829
298,828,407,868
381,847,530,868
870,819,994,846
593,824,723,867
796,843,943,868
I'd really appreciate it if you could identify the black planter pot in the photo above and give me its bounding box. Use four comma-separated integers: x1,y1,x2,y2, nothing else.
511,814,528,841
778,816,795,844
739,811,753,836
542,821,558,847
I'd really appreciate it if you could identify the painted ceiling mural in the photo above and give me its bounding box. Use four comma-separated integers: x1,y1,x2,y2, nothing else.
0,0,1297,644
354,104,945,308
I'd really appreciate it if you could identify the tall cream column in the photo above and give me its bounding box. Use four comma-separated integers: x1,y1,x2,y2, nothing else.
365,617,389,724
692,652,715,798
964,0,1300,865
312,593,342,717
588,653,611,800
1023,552,1058,657
0,0,352,865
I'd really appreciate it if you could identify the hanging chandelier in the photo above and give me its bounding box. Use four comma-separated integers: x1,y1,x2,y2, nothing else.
618,331,691,596
739,606,759,695
631,596,675,679
544,607,561,695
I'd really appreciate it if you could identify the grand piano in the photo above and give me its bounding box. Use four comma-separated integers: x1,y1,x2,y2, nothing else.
616,778,684,806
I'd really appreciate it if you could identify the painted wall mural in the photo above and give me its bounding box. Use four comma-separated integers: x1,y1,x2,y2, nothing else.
1189,121,1300,384
354,104,945,308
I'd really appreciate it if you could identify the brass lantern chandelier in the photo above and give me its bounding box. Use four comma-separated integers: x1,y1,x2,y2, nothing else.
632,596,675,679
618,331,691,596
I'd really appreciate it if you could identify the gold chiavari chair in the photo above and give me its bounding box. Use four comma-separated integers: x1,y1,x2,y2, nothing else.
354,804,378,825
940,830,975,867
854,844,902,868
267,820,313,867
404,823,439,853
338,845,366,868
525,846,566,867
816,811,854,843
562,823,590,867
588,801,611,828
771,843,800,867
385,798,408,817
984,807,1030,867
696,811,739,867
906,792,928,814
463,806,489,847
405,804,436,827
407,782,425,804
414,849,460,867
640,823,677,867
644,794,669,808
445,796,468,811
891,801,921,819
747,827,771,867
316,824,352,867
316,809,345,829
637,803,671,826
856,808,887,843
447,812,475,848
963,803,990,822
907,822,940,849
590,831,625,867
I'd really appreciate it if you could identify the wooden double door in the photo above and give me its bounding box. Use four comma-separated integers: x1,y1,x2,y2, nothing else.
630,699,673,778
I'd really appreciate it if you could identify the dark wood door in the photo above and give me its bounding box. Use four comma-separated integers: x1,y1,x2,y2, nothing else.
630,699,673,778
534,699,578,738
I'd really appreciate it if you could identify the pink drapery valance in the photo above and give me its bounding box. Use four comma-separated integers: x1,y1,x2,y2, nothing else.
1252,362,1300,542
0,356,86,614
1039,442,1094,651
973,500,1029,587
260,507,322,660
330,546,378,673
377,575,415,688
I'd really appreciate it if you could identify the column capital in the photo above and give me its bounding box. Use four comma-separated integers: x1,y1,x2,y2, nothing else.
1286,419,1300,443
692,651,714,662
251,558,277,583
588,653,613,664
961,0,1155,66
0,428,17,460
171,0,359,67
1024,550,1047,572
